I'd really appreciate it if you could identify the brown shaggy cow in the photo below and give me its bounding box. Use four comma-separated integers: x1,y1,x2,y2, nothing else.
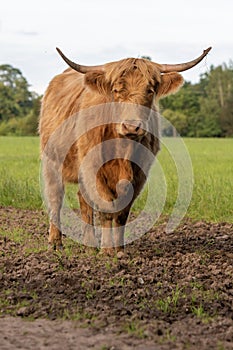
39,47,211,255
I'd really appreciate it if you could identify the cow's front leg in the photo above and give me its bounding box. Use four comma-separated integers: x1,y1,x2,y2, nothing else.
100,213,115,256
78,190,97,248
43,165,64,250
49,221,62,250
113,209,130,253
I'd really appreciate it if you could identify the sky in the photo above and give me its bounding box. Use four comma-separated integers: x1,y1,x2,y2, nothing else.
0,0,232,94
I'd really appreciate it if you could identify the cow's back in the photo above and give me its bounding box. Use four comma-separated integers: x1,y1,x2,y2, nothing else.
39,68,85,152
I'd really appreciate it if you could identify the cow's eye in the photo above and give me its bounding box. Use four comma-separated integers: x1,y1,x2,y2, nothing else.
147,88,154,95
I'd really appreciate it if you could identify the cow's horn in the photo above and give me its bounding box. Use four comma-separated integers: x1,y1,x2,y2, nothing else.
56,48,104,73
159,47,212,73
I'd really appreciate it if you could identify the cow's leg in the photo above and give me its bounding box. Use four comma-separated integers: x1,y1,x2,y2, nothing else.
49,221,62,250
113,208,130,253
100,213,114,256
47,186,64,249
42,161,64,250
78,190,97,248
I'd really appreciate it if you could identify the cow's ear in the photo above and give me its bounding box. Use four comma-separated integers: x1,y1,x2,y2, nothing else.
84,71,109,94
156,72,184,99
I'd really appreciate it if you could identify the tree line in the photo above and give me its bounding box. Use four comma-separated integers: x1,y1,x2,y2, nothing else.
161,62,233,137
0,61,233,137
0,64,41,136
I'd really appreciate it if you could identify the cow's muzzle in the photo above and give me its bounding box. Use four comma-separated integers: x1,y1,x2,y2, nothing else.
119,120,146,139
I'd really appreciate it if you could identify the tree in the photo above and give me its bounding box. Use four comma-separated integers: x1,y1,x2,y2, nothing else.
0,64,33,121
160,82,201,136
220,95,233,136
141,55,152,61
162,109,188,136
20,94,41,135
196,63,233,137
0,64,41,136
160,62,233,137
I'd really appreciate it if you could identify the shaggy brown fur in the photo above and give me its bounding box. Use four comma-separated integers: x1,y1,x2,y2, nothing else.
39,57,184,254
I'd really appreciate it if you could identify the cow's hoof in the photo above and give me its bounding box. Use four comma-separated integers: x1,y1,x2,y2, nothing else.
100,247,115,257
83,238,98,248
84,246,98,255
48,242,63,251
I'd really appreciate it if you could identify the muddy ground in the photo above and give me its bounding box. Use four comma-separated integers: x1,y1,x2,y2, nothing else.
0,207,233,349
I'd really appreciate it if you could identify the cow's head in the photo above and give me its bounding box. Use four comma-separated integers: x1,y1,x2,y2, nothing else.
56,47,211,139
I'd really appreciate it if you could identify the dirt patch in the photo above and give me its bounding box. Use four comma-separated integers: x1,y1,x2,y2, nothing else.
0,207,233,349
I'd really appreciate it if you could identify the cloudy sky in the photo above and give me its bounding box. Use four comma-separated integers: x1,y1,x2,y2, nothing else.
1,0,232,94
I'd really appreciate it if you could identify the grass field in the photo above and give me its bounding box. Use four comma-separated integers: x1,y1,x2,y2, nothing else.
0,136,233,349
0,136,232,223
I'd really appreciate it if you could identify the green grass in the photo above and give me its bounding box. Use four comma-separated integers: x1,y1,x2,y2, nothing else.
0,136,42,209
160,138,233,222
183,138,233,222
156,285,182,314
134,137,233,223
121,320,147,339
0,136,232,223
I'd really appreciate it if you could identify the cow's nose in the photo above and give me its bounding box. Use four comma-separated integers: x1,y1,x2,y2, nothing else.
120,120,146,137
